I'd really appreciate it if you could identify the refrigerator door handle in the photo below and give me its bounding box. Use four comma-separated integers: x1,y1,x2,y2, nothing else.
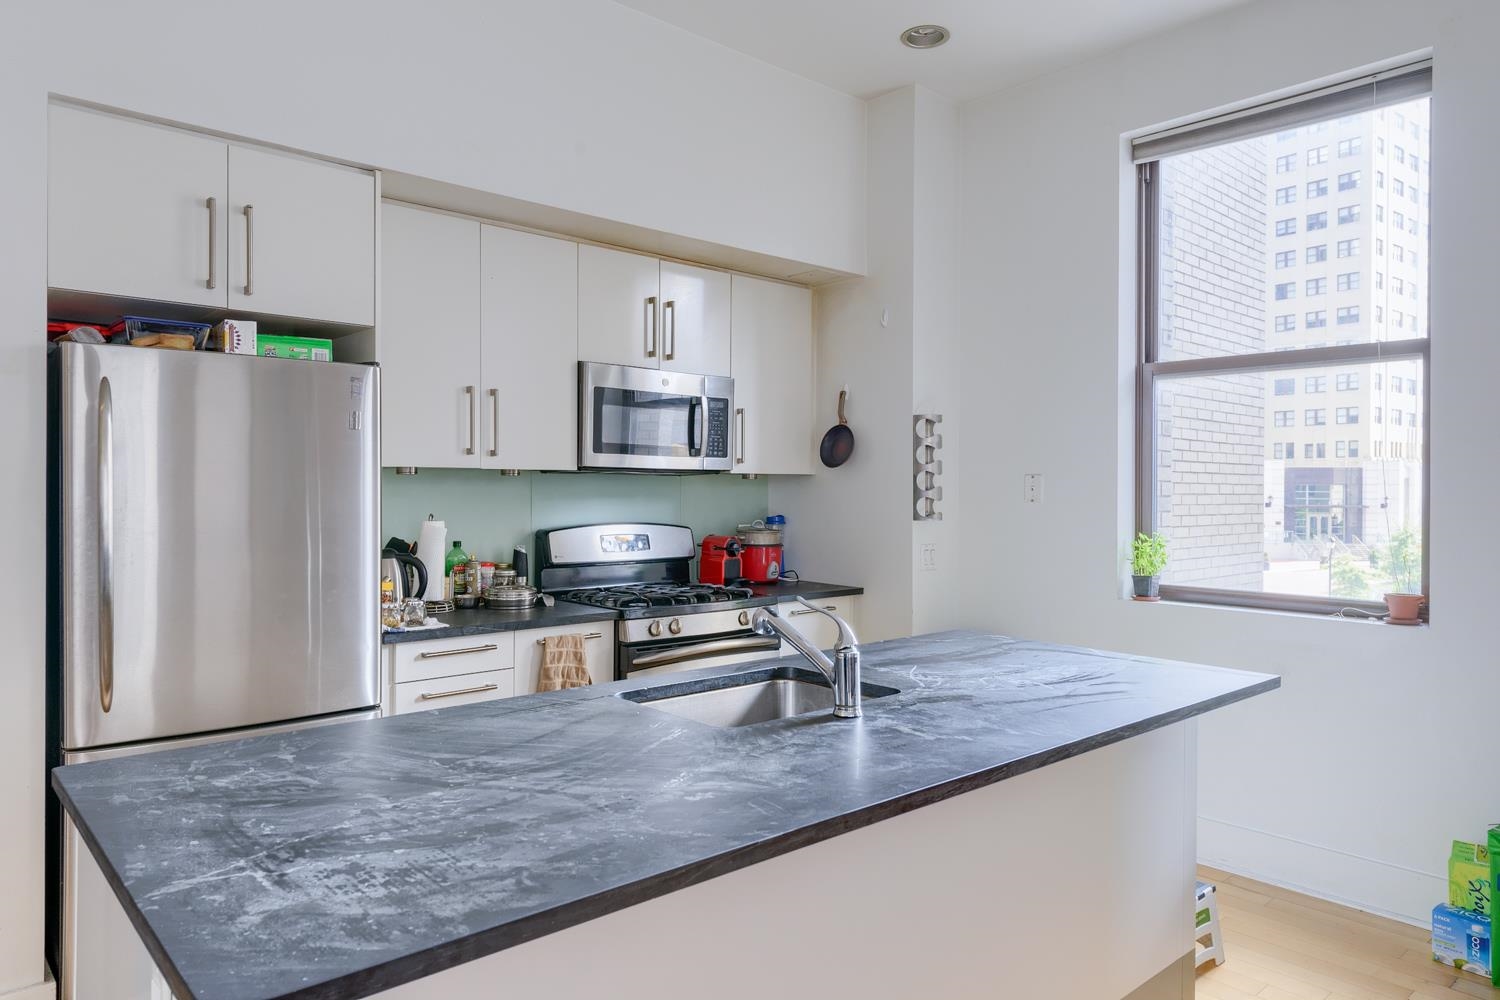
97,376,114,713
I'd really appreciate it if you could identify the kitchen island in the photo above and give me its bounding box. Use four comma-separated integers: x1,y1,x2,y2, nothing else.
53,630,1277,1000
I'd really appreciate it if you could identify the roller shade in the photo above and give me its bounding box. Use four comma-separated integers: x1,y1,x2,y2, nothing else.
1132,60,1431,163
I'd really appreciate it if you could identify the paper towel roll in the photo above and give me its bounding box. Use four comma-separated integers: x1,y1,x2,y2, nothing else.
414,519,448,602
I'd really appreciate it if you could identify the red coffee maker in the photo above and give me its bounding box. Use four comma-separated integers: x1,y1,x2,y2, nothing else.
699,535,742,586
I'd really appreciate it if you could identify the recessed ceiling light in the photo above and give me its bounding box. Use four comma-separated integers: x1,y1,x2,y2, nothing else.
900,24,950,49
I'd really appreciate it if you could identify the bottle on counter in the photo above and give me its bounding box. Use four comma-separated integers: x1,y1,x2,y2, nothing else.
765,514,788,579
445,540,469,598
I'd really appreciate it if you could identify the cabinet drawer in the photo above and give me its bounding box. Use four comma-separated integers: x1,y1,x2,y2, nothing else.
776,597,857,652
391,669,514,715
512,627,615,694
391,633,515,684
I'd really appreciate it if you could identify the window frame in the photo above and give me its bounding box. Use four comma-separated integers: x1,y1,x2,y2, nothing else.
1135,160,1430,617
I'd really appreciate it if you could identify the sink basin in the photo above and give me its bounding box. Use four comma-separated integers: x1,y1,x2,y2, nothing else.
620,665,899,728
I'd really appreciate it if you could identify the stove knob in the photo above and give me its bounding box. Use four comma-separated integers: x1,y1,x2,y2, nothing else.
738,611,750,627
668,618,683,635
647,620,662,638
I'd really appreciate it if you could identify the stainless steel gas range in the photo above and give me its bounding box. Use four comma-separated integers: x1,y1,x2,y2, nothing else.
535,523,783,680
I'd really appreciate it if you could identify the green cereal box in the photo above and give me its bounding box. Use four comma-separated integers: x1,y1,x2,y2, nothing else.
258,334,332,362
1451,840,1492,916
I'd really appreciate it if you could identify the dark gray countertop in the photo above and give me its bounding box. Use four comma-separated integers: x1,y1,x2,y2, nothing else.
53,630,1276,1000
381,601,616,644
380,581,862,642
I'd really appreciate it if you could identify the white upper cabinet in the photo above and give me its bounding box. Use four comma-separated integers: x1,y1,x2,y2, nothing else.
48,104,228,308
379,203,482,469
480,225,578,471
659,261,731,376
730,275,815,475
226,145,375,325
577,244,662,369
47,104,376,326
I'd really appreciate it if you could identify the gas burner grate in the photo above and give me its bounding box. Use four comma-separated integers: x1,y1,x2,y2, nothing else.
555,583,754,610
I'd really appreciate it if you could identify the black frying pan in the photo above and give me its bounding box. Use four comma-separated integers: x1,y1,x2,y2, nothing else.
820,389,854,468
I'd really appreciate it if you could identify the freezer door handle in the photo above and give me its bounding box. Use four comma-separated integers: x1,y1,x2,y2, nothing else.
97,376,114,713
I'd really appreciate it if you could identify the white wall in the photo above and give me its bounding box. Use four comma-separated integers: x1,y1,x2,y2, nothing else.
957,0,1500,923
773,88,917,641
0,2,868,993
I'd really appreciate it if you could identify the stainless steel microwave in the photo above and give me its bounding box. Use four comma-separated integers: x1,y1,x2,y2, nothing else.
579,362,733,472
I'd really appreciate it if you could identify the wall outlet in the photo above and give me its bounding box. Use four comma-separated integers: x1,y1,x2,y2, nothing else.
1024,473,1044,504
919,543,938,572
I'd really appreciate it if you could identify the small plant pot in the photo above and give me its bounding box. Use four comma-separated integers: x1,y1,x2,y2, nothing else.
1132,575,1161,601
1383,592,1423,623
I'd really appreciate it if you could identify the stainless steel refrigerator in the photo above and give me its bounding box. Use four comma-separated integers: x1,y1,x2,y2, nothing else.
47,341,381,999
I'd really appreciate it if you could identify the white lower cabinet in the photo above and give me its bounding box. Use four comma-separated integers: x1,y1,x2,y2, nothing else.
776,596,859,652
513,626,616,694
386,633,516,715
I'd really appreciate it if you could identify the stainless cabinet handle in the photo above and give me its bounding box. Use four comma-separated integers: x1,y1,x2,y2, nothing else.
534,632,604,645
205,197,217,290
242,204,254,295
488,388,499,458
645,295,658,358
789,605,837,617
417,642,498,659
97,376,114,714
418,682,499,701
663,299,676,361
735,407,746,465
464,385,476,455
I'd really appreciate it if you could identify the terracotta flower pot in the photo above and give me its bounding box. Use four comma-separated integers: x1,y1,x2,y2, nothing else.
1383,592,1423,622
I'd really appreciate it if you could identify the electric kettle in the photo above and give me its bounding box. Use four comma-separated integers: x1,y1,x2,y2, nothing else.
381,548,428,602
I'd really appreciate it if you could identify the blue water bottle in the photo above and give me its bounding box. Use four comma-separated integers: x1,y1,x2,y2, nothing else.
765,514,789,581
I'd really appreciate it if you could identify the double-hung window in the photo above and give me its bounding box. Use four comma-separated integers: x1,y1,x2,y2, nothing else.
1133,61,1430,614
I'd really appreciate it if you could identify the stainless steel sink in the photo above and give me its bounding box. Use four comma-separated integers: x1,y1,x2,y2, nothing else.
620,667,899,728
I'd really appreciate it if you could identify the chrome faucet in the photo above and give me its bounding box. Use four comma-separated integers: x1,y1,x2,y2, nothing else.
750,598,862,718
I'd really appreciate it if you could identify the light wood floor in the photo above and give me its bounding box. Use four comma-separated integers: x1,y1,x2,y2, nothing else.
1196,866,1499,1000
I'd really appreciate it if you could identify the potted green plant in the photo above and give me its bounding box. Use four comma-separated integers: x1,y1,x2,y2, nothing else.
1381,528,1423,623
1131,532,1168,602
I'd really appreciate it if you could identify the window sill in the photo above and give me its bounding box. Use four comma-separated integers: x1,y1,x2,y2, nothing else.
1126,594,1429,628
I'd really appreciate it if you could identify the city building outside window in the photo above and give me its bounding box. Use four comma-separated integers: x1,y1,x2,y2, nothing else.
1134,64,1429,614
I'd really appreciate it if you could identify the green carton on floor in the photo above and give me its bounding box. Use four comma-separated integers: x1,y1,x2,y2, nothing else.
1491,825,1499,987
1451,839,1492,916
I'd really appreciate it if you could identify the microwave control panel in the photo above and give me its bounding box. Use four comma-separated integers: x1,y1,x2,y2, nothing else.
705,398,729,458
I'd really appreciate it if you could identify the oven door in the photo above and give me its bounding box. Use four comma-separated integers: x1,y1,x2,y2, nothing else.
621,633,783,678
580,362,728,472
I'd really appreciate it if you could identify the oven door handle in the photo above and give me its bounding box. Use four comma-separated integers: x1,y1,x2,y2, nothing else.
629,634,782,671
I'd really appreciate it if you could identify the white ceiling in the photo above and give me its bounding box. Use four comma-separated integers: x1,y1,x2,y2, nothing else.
614,0,1253,102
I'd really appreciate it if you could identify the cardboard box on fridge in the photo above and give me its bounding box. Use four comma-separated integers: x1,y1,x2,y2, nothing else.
207,319,257,355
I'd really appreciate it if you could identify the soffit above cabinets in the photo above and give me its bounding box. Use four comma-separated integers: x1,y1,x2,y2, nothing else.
380,170,856,287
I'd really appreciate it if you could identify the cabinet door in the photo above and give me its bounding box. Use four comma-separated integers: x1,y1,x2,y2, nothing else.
227,144,375,324
777,597,858,652
730,275,815,475
481,226,579,471
48,104,228,307
392,668,515,714
577,244,660,369
513,627,615,694
659,261,731,376
379,203,482,468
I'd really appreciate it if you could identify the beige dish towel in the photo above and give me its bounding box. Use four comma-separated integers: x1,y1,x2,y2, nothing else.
537,633,594,692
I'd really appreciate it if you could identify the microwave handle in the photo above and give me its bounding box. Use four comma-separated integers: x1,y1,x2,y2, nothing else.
689,395,705,455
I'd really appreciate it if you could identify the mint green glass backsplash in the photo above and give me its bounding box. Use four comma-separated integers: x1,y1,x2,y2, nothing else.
381,469,771,565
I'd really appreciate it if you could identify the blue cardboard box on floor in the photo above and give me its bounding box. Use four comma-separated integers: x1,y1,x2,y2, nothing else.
1432,903,1491,978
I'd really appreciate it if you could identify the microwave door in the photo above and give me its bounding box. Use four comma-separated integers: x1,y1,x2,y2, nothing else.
580,363,709,472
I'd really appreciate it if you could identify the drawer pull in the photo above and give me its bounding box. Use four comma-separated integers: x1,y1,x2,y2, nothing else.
535,632,603,645
418,682,499,701
417,643,499,659
788,605,837,617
